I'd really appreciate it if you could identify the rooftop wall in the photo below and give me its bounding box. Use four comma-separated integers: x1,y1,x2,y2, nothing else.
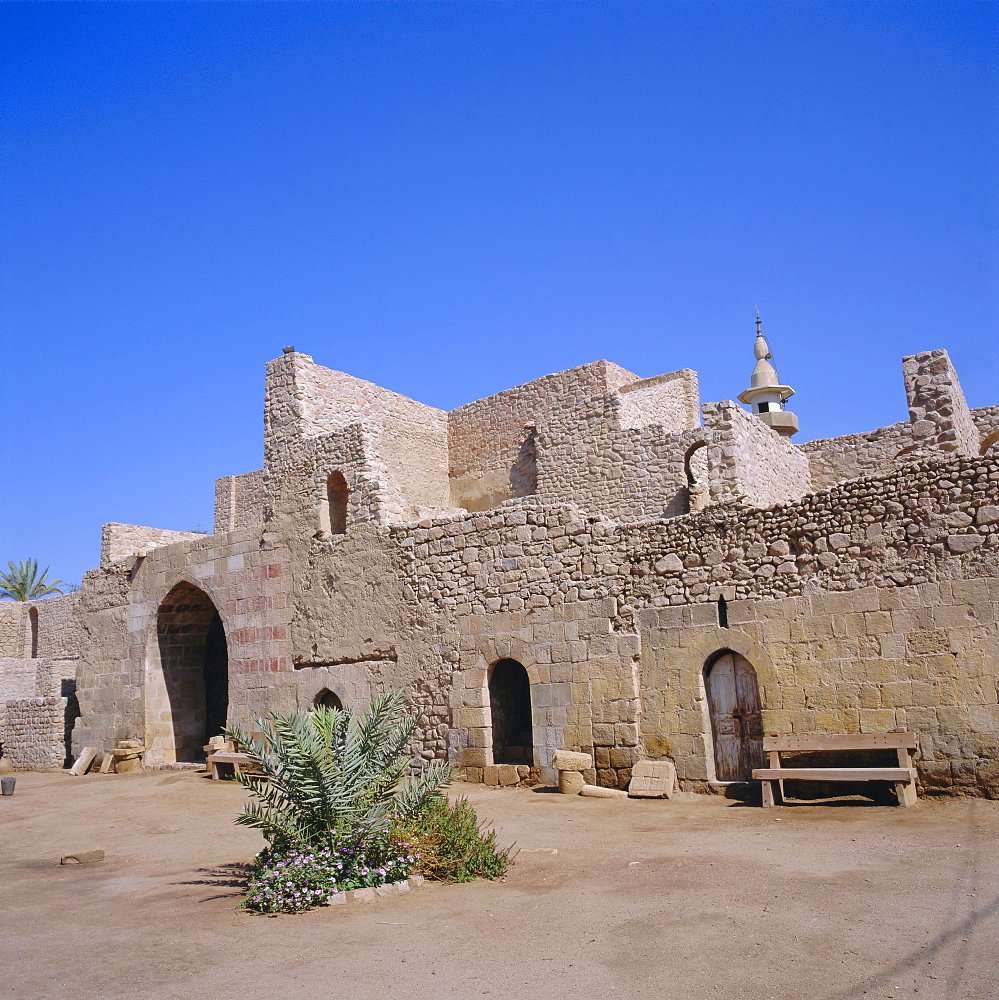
264,353,450,522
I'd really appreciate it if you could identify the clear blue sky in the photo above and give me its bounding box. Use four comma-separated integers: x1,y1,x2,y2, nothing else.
2,1,996,586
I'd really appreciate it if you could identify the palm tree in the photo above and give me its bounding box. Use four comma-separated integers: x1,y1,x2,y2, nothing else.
0,559,64,601
226,690,452,850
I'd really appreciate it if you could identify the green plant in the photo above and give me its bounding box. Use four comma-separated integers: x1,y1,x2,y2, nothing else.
0,559,64,601
400,796,515,883
225,691,452,852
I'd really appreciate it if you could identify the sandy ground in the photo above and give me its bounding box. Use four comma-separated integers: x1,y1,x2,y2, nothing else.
1,770,997,1000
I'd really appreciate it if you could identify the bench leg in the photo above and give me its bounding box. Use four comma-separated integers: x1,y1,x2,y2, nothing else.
761,780,775,807
895,748,918,807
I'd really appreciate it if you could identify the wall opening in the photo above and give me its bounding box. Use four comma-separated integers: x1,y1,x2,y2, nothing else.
488,658,534,765
320,471,349,535
150,582,229,762
314,688,343,711
510,427,538,498
28,606,39,658
683,441,709,513
717,597,729,629
981,429,999,456
704,650,763,781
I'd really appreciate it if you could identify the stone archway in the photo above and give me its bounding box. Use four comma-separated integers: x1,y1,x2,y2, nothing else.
145,582,228,763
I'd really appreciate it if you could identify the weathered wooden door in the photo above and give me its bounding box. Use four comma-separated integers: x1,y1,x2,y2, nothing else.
705,652,764,781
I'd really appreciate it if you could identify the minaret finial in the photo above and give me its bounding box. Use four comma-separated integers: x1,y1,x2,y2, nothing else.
755,308,762,337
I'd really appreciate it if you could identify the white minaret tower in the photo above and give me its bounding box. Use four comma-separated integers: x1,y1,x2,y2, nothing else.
737,311,799,436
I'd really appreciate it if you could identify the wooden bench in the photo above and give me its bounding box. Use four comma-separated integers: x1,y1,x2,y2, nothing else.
752,732,918,808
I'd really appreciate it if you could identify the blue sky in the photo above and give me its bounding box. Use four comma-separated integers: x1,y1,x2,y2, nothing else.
2,1,996,586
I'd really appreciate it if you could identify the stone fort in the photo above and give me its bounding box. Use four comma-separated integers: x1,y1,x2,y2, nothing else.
2,329,998,796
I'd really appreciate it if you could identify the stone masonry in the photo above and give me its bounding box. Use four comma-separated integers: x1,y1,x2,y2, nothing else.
1,339,997,798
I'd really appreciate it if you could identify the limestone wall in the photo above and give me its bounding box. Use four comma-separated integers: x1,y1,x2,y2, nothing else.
447,360,640,513
638,577,999,797
101,523,207,568
974,406,999,455
2,697,66,770
214,469,266,533
617,369,701,431
801,421,915,490
0,603,23,657
701,401,812,506
264,352,451,522
902,349,980,459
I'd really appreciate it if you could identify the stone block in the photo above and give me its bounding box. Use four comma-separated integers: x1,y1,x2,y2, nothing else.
60,849,105,865
558,770,585,794
627,759,676,798
497,764,520,785
580,784,628,799
69,748,98,776
552,749,592,771
353,887,377,903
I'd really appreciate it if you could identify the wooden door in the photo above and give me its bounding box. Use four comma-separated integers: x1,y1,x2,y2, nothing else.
706,652,764,781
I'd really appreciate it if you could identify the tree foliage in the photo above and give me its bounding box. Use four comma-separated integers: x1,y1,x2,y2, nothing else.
225,690,452,851
0,559,64,601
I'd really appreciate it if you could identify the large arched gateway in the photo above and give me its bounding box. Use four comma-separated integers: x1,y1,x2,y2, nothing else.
145,582,229,763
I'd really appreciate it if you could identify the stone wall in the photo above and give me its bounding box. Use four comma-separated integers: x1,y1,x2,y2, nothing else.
902,349,980,459
0,602,23,657
638,577,999,797
617,369,701,431
974,406,999,455
214,469,266,534
101,523,207,568
264,352,451,522
701,401,812,506
2,697,66,770
33,344,999,798
447,360,640,513
801,421,915,490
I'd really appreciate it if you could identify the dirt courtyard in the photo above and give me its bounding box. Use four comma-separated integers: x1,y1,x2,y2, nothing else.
2,771,996,1000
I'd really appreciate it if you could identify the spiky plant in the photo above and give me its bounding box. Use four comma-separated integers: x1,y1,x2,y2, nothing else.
225,690,452,850
0,559,64,601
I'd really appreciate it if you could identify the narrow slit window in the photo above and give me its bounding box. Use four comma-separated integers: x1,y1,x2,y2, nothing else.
324,471,348,535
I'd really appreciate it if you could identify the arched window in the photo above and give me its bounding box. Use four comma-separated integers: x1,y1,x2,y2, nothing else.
321,471,348,535
314,689,343,711
683,441,709,513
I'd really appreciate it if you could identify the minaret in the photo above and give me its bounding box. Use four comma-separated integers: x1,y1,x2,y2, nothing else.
737,311,799,436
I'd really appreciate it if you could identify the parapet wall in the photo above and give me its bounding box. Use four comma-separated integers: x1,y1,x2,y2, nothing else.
101,523,207,568
214,469,266,534
448,360,641,513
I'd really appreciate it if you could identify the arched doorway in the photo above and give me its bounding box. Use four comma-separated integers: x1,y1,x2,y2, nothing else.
704,650,763,781
488,658,533,765
148,582,229,762
314,688,343,711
